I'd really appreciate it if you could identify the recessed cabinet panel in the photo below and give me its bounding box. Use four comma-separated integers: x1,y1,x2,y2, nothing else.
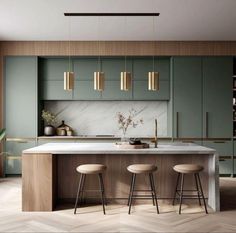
74,58,98,81
101,57,132,81
40,58,68,81
5,56,37,138
5,141,36,175
203,141,233,175
133,57,170,81
202,57,233,138
133,80,169,100
74,81,101,100
102,81,132,100
173,57,202,138
41,81,73,100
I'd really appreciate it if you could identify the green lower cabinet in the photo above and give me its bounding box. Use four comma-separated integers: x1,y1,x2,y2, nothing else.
74,81,101,100
5,140,36,175
102,81,132,100
133,80,170,100
41,81,73,100
203,141,233,175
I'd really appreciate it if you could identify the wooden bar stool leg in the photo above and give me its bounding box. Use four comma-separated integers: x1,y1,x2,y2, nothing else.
149,173,155,206
172,173,180,206
127,175,133,206
194,173,201,206
196,173,208,214
80,174,86,206
98,173,106,215
74,174,84,214
179,173,185,214
128,173,136,215
99,172,108,206
150,173,159,214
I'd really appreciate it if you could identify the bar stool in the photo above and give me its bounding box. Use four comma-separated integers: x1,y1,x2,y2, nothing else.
74,164,107,215
127,164,159,214
172,164,208,214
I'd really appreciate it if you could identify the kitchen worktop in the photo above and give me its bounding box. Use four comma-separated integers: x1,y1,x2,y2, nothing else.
23,142,216,154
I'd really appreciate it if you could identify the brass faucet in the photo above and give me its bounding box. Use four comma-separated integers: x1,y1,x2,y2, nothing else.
151,119,158,148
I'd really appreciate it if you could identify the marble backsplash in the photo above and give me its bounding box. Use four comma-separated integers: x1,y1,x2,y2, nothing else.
44,101,168,137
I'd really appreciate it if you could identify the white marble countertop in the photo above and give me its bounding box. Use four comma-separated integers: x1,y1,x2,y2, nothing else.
23,142,216,155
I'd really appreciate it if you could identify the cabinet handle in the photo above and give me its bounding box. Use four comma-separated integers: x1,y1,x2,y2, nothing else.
213,141,226,143
205,112,209,138
176,112,179,138
6,138,28,143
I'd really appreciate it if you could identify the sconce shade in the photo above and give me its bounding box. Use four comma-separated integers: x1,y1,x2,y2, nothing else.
64,72,74,91
120,72,131,91
94,72,104,91
148,72,159,91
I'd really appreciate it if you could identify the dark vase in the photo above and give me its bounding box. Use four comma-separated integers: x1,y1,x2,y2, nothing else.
44,125,56,136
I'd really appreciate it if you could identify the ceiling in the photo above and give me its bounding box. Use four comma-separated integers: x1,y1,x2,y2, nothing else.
0,0,236,41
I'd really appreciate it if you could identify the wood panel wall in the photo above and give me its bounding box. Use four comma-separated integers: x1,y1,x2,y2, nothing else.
0,40,236,176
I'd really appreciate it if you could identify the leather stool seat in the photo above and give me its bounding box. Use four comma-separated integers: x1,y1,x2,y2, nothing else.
127,164,157,174
173,164,203,174
76,164,106,174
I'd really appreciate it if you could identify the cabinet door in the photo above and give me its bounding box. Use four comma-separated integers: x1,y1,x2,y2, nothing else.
102,81,132,100
203,140,233,175
74,81,101,100
173,57,202,138
102,57,132,81
74,58,98,81
5,56,37,138
40,58,68,81
5,140,36,175
202,57,233,138
133,80,169,100
41,81,73,100
133,57,170,81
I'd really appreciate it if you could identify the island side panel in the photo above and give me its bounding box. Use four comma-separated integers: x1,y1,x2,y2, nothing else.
57,154,209,205
22,153,56,211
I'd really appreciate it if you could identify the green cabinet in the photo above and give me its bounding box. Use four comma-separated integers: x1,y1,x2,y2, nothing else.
203,140,233,175
172,57,202,138
74,81,101,100
41,81,73,100
5,56,38,138
202,57,233,138
39,56,170,101
5,140,36,175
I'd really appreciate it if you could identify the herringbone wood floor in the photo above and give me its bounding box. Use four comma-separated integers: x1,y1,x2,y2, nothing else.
0,178,236,232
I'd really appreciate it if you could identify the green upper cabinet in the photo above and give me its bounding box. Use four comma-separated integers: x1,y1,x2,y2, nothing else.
74,58,98,81
133,57,170,100
74,81,101,100
173,57,202,138
5,56,38,138
133,57,170,81
40,57,69,81
39,57,73,100
202,57,233,138
101,57,132,80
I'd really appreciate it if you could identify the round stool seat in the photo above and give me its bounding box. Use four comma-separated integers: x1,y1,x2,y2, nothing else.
127,164,157,174
173,164,203,174
76,164,106,174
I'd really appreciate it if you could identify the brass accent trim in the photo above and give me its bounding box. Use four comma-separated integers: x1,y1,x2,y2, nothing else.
205,112,209,138
6,156,22,160
6,138,36,143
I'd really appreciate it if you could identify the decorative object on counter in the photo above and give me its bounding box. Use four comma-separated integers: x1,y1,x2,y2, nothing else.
129,138,142,145
116,109,143,142
42,110,57,136
56,120,73,136
115,141,149,149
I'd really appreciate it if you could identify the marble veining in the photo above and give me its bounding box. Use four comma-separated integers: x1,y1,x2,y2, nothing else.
44,101,168,137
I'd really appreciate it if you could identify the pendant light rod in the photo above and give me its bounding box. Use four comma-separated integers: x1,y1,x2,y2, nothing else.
64,13,160,17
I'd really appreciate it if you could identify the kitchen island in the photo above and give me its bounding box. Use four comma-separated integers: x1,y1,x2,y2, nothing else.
22,142,219,212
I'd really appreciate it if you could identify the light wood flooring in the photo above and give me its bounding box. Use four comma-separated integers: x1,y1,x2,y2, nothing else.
0,178,236,232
